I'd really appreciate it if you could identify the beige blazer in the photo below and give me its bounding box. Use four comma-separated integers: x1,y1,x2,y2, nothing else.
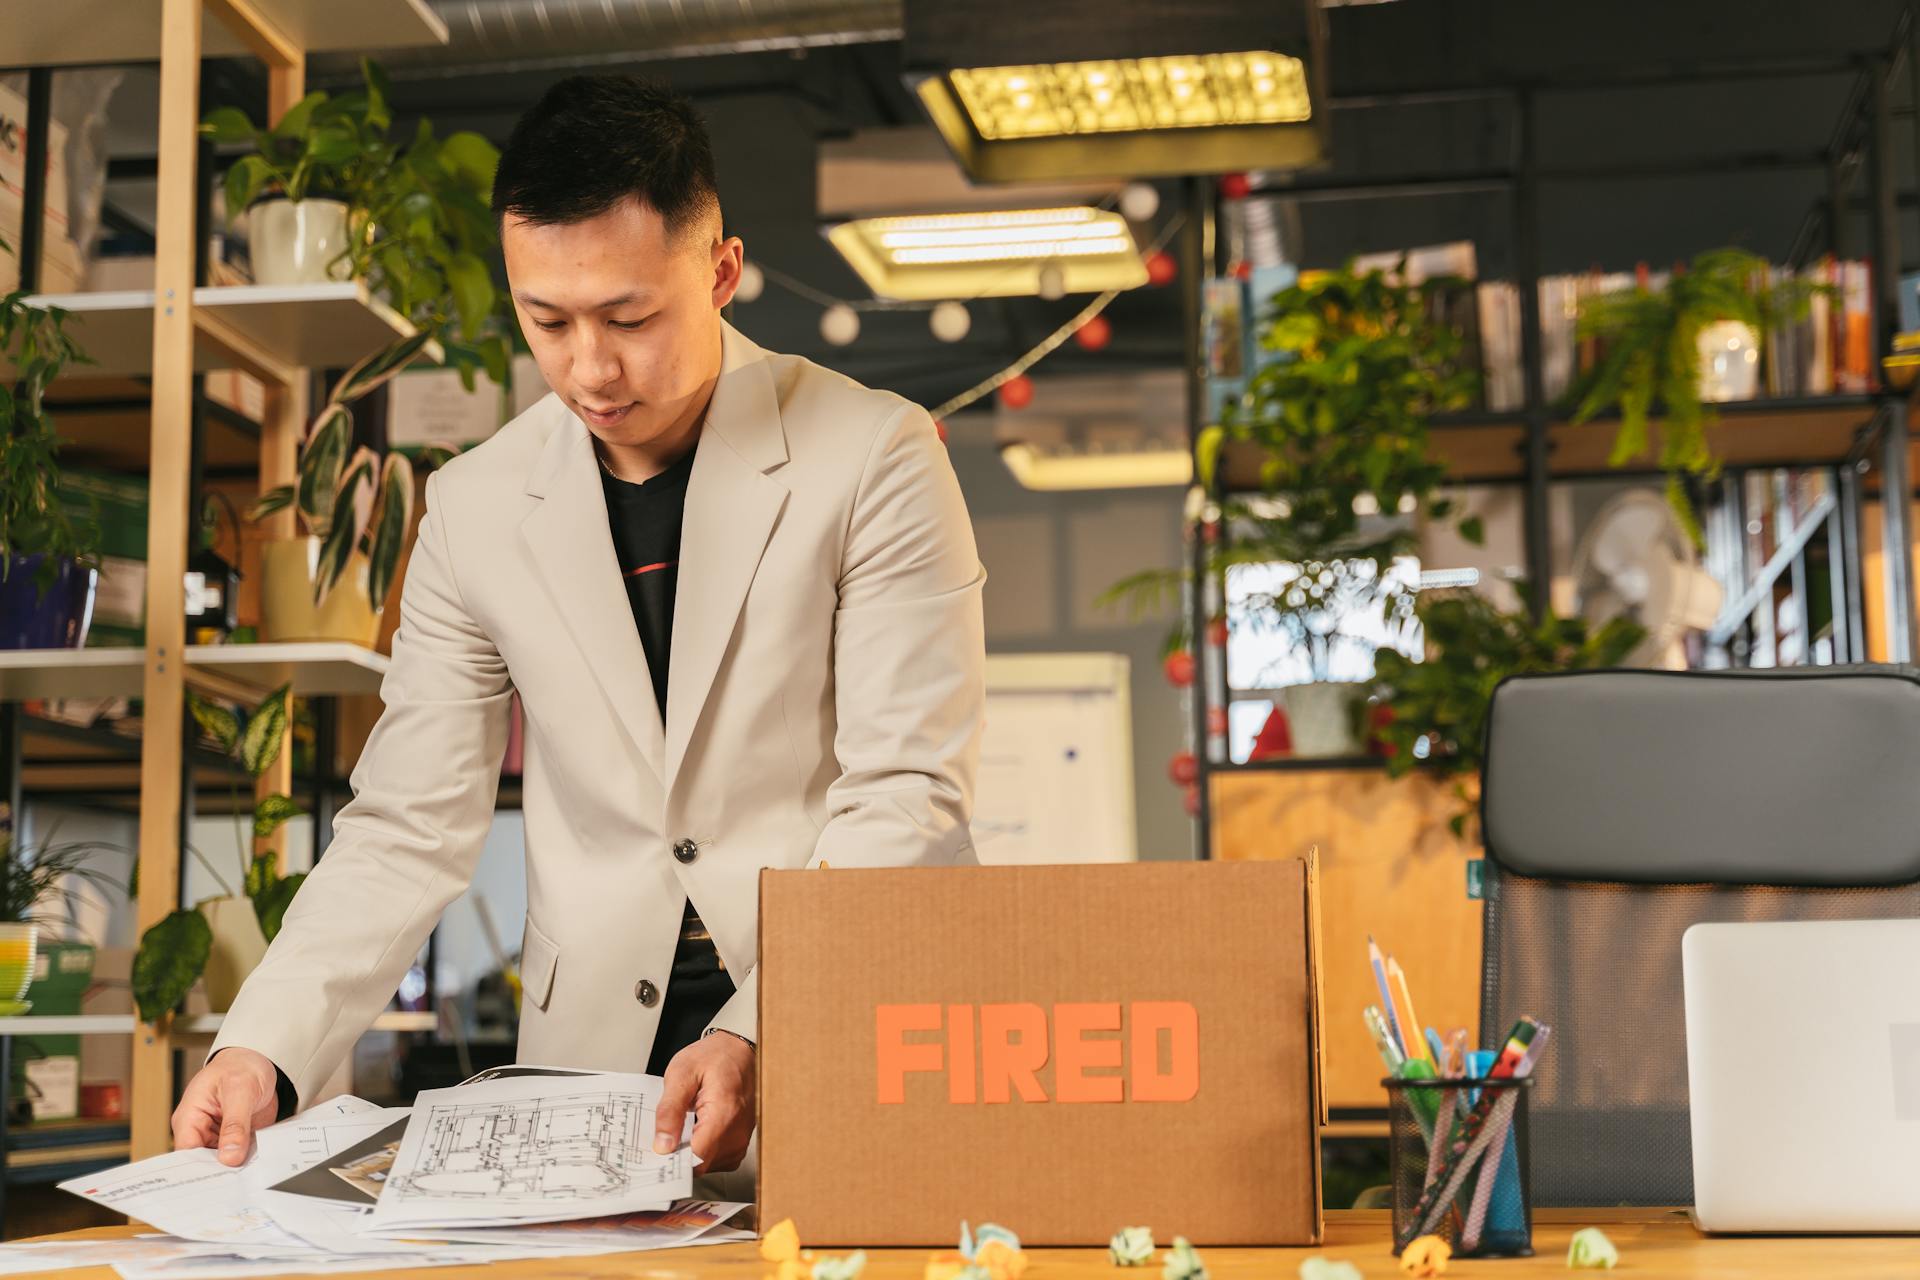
212,321,986,1105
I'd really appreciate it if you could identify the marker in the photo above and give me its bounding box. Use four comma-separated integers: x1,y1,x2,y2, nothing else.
1424,1027,1448,1074
1368,936,1405,1057
1488,1016,1543,1079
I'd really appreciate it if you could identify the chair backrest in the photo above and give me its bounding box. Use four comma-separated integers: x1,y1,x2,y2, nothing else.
1479,667,1920,1207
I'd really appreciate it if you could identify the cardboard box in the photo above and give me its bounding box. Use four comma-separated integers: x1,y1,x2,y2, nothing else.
758,860,1325,1246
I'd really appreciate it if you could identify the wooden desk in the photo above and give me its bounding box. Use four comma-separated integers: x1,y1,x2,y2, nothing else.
13,1210,1917,1277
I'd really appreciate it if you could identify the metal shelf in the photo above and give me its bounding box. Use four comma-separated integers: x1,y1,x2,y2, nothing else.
0,643,388,703
0,284,440,382
0,0,448,67
1216,395,1885,490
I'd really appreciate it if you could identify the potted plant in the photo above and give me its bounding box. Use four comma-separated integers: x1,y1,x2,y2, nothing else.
1569,247,1826,542
1103,263,1482,757
0,825,123,1015
0,240,102,649
247,334,453,643
1369,586,1645,835
133,683,307,1020
202,57,513,388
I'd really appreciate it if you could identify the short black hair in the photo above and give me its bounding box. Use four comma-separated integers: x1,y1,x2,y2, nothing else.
493,75,720,242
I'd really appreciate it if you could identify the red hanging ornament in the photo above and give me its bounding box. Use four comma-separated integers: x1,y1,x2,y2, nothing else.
1206,616,1229,648
1206,705,1228,736
1168,750,1198,787
1232,259,1252,282
999,374,1035,410
1163,649,1195,687
1182,783,1201,818
1218,171,1252,200
1145,251,1178,287
1074,314,1112,351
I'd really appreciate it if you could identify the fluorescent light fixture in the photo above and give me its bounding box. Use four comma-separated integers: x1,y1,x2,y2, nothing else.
827,206,1148,301
999,442,1191,490
903,0,1327,183
947,53,1312,141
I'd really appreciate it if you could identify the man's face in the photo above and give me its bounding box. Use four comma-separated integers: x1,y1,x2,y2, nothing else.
503,196,743,448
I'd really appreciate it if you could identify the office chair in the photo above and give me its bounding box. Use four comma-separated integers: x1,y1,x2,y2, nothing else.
1478,666,1920,1207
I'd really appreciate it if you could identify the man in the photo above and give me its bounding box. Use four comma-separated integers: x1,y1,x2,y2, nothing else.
172,76,985,1185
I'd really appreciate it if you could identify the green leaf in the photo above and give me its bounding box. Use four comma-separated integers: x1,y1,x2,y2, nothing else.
438,132,500,198
254,873,306,943
252,793,304,840
224,155,275,220
1458,515,1485,546
133,909,212,1023
240,683,292,778
201,107,260,147
185,690,240,756
1194,424,1225,491
366,452,415,608
268,92,329,144
444,253,494,341
315,459,372,601
362,57,393,133
298,405,353,533
249,486,296,522
244,850,276,900
334,331,435,404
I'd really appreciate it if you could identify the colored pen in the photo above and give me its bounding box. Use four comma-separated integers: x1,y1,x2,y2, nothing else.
1386,958,1434,1067
1364,1004,1406,1074
1424,1027,1449,1074
1488,1016,1542,1078
1368,936,1405,1057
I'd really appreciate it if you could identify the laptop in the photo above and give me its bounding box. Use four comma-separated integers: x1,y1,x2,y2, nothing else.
1683,918,1920,1233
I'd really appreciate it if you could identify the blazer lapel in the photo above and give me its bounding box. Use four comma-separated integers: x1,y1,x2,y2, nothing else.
665,322,790,794
520,405,667,785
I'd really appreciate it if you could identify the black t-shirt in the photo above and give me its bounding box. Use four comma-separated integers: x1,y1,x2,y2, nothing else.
599,448,736,1075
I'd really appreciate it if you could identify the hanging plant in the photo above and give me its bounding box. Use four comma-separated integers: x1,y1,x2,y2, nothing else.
1568,247,1827,543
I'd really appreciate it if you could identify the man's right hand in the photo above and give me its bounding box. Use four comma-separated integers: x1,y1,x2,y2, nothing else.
172,1047,279,1167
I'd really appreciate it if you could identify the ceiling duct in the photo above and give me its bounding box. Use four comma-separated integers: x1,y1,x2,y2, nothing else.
314,0,904,79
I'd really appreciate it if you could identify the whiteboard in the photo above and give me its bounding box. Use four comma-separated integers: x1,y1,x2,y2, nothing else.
971,653,1137,865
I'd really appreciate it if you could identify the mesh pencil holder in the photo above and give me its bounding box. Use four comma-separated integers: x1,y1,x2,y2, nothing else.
1384,1075,1534,1259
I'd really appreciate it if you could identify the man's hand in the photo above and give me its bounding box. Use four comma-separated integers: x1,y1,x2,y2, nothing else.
652,1031,755,1175
172,1047,279,1167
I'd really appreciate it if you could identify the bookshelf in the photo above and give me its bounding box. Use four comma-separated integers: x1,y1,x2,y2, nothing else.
0,0,454,1185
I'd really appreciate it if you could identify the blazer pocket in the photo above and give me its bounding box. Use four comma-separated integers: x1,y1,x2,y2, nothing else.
520,915,561,1011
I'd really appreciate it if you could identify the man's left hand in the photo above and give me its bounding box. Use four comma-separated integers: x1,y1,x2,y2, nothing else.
652,1031,756,1175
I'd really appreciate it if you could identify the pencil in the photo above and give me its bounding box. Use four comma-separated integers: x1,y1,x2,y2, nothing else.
1386,958,1434,1068
1368,936,1405,1058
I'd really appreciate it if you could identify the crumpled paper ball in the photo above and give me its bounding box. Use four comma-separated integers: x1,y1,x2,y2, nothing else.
1299,1258,1364,1280
1400,1234,1451,1277
1162,1236,1208,1280
1109,1227,1155,1266
1566,1227,1619,1269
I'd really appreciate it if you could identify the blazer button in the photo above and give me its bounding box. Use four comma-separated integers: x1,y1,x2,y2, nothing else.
673,838,699,864
635,979,659,1007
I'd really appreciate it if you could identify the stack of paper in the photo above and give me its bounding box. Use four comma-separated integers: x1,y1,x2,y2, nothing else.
9,1068,752,1279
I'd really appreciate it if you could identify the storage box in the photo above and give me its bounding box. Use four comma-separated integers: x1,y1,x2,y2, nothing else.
26,940,94,1014
758,860,1325,1246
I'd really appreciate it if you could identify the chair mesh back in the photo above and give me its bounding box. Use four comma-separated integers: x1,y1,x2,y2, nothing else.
1480,667,1920,1207
1480,872,1920,1206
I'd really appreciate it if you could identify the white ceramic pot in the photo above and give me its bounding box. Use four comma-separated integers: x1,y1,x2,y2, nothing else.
1280,681,1364,758
199,895,268,1014
248,198,353,286
1696,319,1762,403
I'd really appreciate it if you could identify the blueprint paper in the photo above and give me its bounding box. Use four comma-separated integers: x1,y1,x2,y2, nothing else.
364,1199,754,1249
0,1237,229,1275
365,1071,695,1229
56,1151,308,1252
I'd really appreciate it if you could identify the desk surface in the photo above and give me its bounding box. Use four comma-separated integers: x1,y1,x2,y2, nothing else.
13,1210,1918,1278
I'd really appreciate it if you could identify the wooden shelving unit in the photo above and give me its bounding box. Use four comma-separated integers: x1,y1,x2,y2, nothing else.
0,0,452,1175
0,643,389,702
